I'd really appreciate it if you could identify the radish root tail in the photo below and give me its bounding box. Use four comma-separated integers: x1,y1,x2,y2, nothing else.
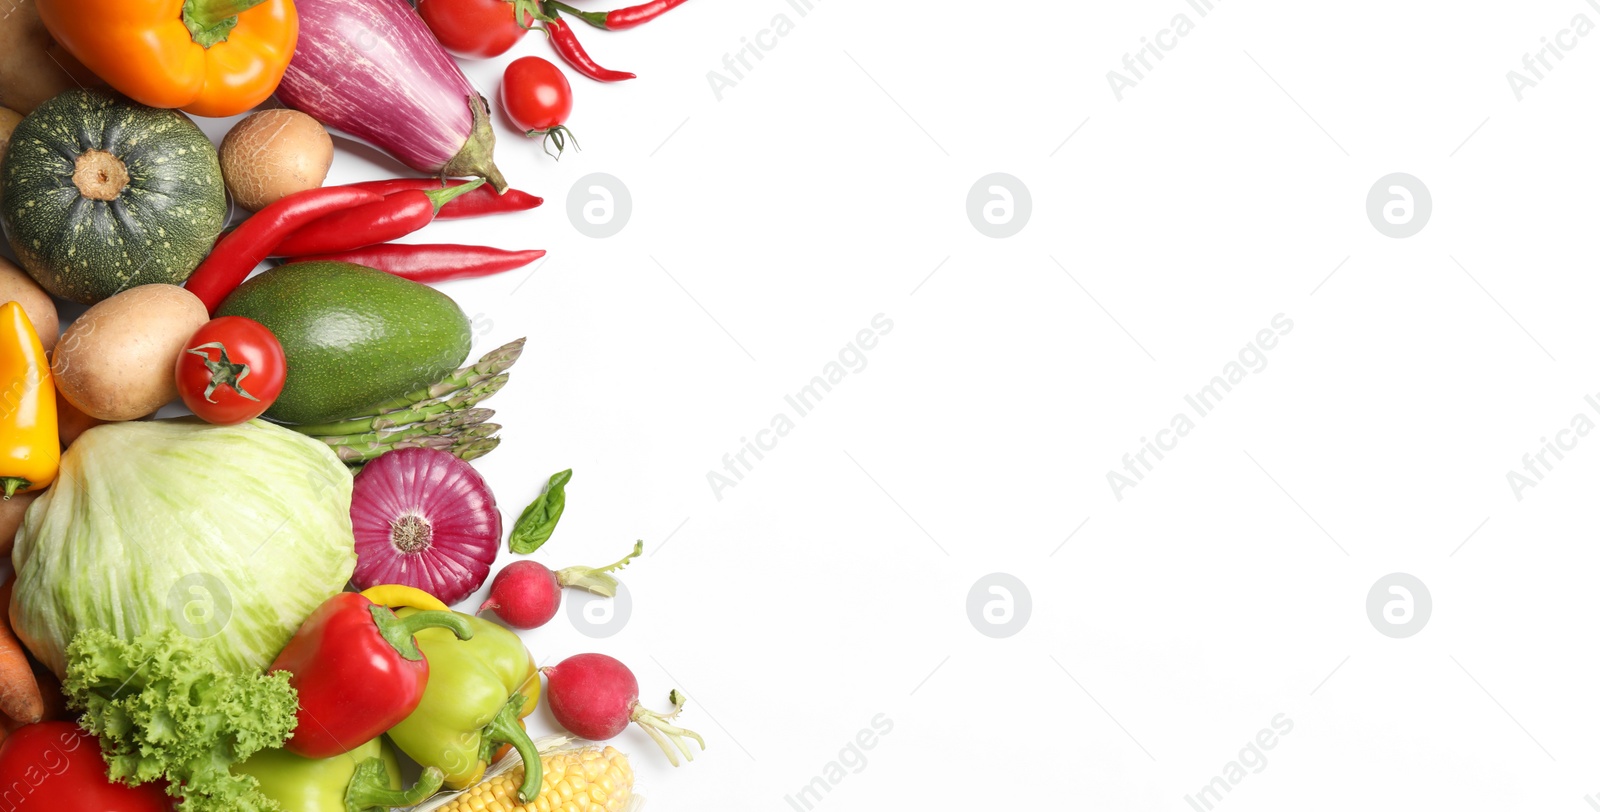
631,688,706,767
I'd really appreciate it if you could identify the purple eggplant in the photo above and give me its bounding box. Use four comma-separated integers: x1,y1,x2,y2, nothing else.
276,0,508,191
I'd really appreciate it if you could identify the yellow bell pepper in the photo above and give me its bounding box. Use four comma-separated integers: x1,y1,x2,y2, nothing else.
0,302,57,499
360,584,451,613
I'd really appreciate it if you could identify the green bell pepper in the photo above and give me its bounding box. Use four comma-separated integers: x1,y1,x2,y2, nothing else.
386,607,544,804
233,737,443,812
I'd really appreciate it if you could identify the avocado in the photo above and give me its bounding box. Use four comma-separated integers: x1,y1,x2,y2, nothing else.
217,262,472,425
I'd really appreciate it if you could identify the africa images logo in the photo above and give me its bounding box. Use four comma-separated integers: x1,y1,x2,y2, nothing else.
705,314,893,501
1105,314,1293,501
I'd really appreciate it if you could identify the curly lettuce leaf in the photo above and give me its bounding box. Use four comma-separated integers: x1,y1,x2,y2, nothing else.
64,629,298,812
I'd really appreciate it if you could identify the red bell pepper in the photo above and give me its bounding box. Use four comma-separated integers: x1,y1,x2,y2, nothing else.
0,722,171,810
268,593,473,759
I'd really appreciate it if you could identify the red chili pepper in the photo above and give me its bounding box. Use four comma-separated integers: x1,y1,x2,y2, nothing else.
538,6,635,82
0,722,172,810
342,179,544,219
285,244,547,283
187,186,382,314
271,180,484,257
268,592,473,759
549,0,686,30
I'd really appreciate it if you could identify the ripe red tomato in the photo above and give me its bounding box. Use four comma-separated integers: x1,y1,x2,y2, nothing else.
174,317,286,426
417,0,531,59
501,57,576,157
0,723,171,810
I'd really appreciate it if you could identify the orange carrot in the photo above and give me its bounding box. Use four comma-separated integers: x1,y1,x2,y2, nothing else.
0,580,42,724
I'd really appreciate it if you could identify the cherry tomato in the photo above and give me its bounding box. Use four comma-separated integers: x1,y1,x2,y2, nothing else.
501,57,577,157
174,317,286,426
418,0,532,59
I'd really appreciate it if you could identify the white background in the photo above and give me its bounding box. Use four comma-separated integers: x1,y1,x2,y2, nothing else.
20,0,1600,809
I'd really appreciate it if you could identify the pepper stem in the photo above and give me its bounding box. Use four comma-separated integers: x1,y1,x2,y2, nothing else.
421,179,486,215
555,540,642,597
0,478,29,500
182,0,270,46
631,689,705,767
345,760,444,812
486,694,544,803
369,604,473,662
545,0,608,28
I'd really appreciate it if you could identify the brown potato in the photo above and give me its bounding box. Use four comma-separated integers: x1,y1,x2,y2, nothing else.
0,106,21,209
54,387,107,449
52,284,208,421
0,258,57,353
220,110,334,211
0,3,101,114
0,107,21,163
0,491,38,559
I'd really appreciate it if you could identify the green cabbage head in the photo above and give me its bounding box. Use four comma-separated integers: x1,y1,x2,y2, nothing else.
11,418,356,677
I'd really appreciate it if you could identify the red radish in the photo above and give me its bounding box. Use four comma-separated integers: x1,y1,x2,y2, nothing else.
477,540,642,629
542,653,705,766
350,447,502,605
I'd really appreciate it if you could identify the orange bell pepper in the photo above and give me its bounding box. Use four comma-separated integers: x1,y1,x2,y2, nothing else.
0,302,57,500
35,0,297,117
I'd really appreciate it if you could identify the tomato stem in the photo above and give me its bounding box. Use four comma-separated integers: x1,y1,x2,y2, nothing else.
526,125,580,160
186,341,259,404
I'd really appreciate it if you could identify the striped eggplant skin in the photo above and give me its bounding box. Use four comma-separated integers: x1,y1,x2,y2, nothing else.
276,0,507,190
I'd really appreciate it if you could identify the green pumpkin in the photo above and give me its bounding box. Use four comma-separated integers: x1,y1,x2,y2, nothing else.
0,89,225,304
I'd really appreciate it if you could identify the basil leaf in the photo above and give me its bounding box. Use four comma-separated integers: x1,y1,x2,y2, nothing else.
509,468,572,554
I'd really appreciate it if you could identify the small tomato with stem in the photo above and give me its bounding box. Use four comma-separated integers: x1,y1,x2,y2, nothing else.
418,0,539,59
501,57,578,159
174,316,286,425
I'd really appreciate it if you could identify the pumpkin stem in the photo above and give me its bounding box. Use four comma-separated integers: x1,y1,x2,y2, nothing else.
72,150,127,201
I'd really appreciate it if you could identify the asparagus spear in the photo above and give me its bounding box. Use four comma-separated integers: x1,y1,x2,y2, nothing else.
313,409,495,447
452,435,502,462
332,435,456,463
327,425,502,465
366,338,526,415
294,375,508,437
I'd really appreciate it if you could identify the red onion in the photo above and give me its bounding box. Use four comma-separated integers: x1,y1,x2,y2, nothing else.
350,447,502,606
275,0,508,191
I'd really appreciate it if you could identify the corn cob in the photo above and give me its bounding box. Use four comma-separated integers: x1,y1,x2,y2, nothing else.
420,744,635,812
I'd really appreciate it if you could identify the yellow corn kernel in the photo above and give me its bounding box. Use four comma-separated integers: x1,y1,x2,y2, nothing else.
428,746,635,812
